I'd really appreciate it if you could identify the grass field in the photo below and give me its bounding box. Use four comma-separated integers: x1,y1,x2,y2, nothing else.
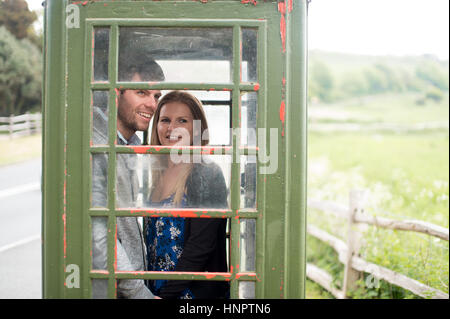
0,134,42,166
307,93,449,298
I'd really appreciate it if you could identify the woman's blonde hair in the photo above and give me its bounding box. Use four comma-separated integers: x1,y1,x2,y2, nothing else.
149,91,209,206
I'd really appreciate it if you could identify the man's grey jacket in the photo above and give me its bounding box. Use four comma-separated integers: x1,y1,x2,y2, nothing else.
91,107,154,299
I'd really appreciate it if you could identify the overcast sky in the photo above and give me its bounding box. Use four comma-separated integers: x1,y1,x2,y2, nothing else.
26,0,449,60
308,0,449,60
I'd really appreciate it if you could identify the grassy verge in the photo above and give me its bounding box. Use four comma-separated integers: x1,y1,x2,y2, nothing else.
0,134,42,166
307,93,449,298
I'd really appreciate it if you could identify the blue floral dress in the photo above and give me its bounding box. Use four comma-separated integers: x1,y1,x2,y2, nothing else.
145,194,194,299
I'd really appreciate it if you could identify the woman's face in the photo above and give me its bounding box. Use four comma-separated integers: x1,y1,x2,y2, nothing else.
157,101,194,146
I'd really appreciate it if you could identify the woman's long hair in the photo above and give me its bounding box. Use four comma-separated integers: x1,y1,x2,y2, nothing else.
149,91,209,206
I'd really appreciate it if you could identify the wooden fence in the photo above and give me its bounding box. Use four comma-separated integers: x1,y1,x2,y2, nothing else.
0,113,42,139
307,189,449,299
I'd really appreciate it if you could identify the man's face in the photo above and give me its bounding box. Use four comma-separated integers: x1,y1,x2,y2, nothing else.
116,73,161,140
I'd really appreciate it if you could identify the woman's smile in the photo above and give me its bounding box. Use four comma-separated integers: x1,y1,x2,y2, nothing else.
157,101,194,146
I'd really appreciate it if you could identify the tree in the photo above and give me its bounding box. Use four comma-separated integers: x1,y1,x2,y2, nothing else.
415,61,449,91
339,71,368,98
374,63,404,92
309,60,335,102
0,26,42,116
363,66,387,94
0,0,37,40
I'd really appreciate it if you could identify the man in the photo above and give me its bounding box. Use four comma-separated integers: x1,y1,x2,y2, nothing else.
91,57,164,299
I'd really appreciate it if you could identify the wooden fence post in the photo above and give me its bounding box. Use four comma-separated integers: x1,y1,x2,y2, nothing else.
8,114,14,139
342,189,365,298
25,112,31,136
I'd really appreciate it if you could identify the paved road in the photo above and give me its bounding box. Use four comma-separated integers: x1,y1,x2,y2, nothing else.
0,158,42,299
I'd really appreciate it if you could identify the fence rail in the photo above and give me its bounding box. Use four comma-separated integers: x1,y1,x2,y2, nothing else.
0,113,42,139
307,190,449,299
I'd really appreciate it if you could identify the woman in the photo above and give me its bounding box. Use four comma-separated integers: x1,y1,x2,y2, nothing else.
144,91,229,299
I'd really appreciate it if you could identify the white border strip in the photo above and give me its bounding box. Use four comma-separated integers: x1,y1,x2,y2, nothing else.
0,182,40,199
0,235,41,253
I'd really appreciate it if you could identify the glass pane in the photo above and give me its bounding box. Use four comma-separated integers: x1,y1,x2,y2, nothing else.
203,104,230,145
115,217,148,273
241,92,257,146
164,90,231,146
239,281,255,299
118,28,233,83
116,279,156,299
136,90,231,146
144,217,230,298
116,154,231,209
92,279,108,299
93,28,109,82
92,217,108,271
240,156,257,209
240,219,256,272
115,153,140,208
242,28,258,83
92,91,109,145
91,153,108,208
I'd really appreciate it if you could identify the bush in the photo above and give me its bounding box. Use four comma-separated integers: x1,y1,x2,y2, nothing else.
425,88,444,103
0,26,42,116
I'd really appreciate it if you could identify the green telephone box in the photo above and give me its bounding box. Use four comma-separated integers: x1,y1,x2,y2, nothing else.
43,0,307,299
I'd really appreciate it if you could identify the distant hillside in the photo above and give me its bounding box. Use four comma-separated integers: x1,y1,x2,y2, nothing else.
309,50,449,74
308,50,449,103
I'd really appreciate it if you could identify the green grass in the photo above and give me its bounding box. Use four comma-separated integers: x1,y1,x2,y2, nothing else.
306,279,335,299
310,92,449,124
309,131,449,225
307,93,449,298
0,134,41,166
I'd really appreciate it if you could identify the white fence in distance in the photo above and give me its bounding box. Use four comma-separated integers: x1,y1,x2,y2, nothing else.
307,189,449,299
0,113,42,138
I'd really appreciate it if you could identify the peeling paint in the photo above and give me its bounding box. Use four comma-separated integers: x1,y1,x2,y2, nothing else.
235,272,257,280
278,2,287,53
279,100,286,137
253,83,260,91
71,0,89,6
62,213,67,258
241,0,258,5
129,208,229,219
288,0,293,12
129,145,232,155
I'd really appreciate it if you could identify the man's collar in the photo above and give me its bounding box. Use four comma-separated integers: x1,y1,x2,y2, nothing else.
117,130,141,146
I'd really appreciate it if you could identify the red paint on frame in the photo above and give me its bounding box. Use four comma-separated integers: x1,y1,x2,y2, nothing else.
235,272,257,280
279,100,286,137
241,0,258,5
63,213,67,258
288,0,293,13
278,2,287,53
129,209,229,218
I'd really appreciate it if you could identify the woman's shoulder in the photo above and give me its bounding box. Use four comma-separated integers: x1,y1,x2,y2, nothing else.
186,161,228,208
191,161,223,178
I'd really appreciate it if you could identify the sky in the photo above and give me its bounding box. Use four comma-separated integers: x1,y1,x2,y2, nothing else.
25,0,449,60
308,0,449,60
